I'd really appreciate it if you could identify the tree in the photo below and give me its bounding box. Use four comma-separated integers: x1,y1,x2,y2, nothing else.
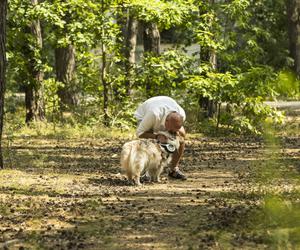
287,0,300,76
189,1,221,118
142,21,160,96
8,0,46,123
25,0,45,123
143,21,160,55
55,45,77,108
34,0,102,111
4,0,289,134
122,13,138,97
125,0,193,97
0,0,7,168
118,9,139,97
51,0,78,108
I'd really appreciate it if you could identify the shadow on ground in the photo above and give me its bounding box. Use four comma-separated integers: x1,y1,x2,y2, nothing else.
0,133,299,249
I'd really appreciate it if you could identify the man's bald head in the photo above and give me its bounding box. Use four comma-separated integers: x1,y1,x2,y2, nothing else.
165,112,184,133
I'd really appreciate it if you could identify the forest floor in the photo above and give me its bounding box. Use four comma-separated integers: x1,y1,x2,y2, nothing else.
0,106,299,250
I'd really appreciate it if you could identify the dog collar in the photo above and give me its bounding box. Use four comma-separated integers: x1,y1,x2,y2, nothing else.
159,143,176,153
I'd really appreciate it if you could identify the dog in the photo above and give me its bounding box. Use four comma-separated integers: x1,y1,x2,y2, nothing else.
120,131,180,185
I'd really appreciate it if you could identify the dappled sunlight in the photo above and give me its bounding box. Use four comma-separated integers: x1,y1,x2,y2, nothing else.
0,128,299,248
121,234,170,250
1,0,299,247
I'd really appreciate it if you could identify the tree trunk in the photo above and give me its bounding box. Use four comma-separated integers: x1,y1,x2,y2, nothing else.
100,0,109,126
0,0,7,168
55,45,77,108
198,48,217,118
287,0,300,76
101,44,109,126
143,22,160,95
143,22,160,55
25,0,45,123
198,97,217,118
124,15,138,95
116,12,138,99
198,0,217,119
209,48,217,117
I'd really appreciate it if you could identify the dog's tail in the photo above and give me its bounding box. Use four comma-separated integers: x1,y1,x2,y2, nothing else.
128,143,140,180
121,142,137,180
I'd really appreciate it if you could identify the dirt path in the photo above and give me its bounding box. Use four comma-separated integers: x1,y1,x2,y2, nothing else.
0,132,298,249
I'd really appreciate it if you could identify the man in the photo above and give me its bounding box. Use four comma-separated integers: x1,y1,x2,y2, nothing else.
134,96,187,180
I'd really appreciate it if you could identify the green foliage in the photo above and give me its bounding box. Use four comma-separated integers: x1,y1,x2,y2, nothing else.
135,49,194,97
184,65,284,134
185,67,237,102
4,92,26,130
237,66,279,99
5,0,296,135
126,0,196,29
40,0,102,48
231,97,284,134
43,78,63,120
194,12,224,51
249,122,300,248
262,195,300,247
109,100,137,129
76,51,101,96
219,0,289,72
276,70,300,98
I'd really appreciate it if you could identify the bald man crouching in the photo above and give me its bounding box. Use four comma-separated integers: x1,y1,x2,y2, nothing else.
134,96,187,180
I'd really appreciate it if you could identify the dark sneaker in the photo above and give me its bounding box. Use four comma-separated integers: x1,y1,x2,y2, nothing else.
168,169,187,180
140,174,151,183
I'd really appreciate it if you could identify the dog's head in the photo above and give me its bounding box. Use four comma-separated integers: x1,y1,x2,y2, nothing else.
156,131,180,153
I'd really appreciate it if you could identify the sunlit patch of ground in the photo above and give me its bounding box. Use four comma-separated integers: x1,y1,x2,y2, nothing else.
0,118,299,249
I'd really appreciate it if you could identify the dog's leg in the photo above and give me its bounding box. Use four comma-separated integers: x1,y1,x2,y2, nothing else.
154,164,164,183
157,166,163,182
126,171,134,184
148,163,161,183
133,173,141,185
131,160,142,186
152,174,160,183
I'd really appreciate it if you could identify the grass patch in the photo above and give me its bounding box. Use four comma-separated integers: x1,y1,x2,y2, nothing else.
4,121,135,140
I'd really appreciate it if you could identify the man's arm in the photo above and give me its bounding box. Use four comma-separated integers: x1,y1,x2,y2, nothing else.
178,126,186,138
139,131,170,143
139,131,157,139
136,112,168,141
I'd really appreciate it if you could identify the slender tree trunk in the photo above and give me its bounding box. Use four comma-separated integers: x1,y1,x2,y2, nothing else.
143,22,160,55
143,22,160,95
287,0,300,76
101,45,109,126
0,0,7,168
198,1,217,119
124,15,138,95
116,11,138,99
115,9,127,99
25,0,45,123
55,45,77,108
125,17,138,66
198,49,217,118
100,0,109,126
209,48,217,117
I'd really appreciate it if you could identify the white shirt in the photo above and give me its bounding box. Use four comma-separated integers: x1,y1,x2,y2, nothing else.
134,96,186,137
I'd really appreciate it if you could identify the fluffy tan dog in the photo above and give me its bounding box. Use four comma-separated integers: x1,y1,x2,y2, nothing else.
120,132,180,185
